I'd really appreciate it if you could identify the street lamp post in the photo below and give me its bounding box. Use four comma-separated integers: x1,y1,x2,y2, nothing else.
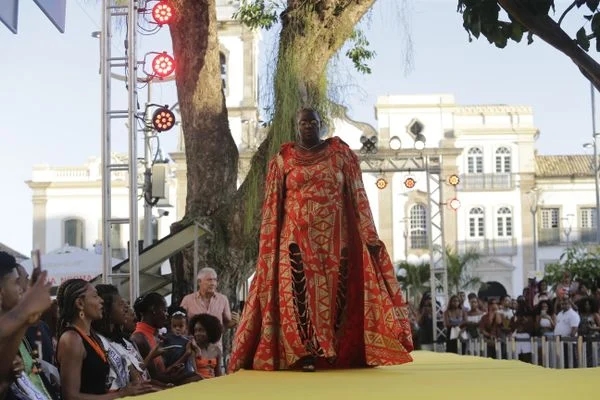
592,84,600,243
528,189,539,273
562,214,573,247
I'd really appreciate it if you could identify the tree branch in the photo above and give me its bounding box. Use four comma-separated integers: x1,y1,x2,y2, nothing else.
557,0,578,26
499,0,600,90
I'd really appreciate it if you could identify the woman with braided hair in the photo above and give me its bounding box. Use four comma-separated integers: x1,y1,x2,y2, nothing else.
55,279,153,399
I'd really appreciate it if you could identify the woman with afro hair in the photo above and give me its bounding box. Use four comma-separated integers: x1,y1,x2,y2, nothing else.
188,313,223,379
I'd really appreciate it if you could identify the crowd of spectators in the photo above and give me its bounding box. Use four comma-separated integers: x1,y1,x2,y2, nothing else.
411,272,600,367
0,253,232,400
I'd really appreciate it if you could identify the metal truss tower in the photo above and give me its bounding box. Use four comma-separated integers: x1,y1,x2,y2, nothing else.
359,149,449,349
100,0,140,305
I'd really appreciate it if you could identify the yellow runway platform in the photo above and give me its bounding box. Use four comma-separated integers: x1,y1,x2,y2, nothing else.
138,351,595,399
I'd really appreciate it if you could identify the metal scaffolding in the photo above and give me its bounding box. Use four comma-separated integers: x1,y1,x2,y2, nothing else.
100,0,140,305
359,149,449,349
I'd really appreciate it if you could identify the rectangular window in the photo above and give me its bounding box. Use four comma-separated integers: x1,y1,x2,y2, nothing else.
581,208,597,228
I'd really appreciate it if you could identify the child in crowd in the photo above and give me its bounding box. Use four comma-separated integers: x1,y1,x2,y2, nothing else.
161,308,196,377
189,313,223,379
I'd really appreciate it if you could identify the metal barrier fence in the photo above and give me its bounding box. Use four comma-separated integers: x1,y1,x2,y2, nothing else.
457,336,600,368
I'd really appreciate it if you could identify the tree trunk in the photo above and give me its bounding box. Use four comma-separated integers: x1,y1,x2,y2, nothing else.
168,0,238,304
498,0,600,90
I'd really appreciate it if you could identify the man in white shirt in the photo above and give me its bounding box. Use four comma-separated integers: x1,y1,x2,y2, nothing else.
554,298,580,368
554,298,580,337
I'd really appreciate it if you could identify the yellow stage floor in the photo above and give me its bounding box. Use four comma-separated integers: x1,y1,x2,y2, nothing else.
137,351,595,399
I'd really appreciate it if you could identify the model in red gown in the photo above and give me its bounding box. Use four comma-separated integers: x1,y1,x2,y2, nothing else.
229,110,413,372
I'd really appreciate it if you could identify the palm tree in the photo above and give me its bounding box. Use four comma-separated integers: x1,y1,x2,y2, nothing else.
396,261,431,304
444,246,485,295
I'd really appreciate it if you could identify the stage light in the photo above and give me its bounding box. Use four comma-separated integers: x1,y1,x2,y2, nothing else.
447,174,460,186
414,133,426,150
152,107,176,132
389,136,402,150
376,177,388,190
152,1,174,25
448,198,461,210
404,177,416,189
360,135,378,154
152,52,175,78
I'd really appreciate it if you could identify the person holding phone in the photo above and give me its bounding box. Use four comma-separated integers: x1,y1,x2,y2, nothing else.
0,251,53,399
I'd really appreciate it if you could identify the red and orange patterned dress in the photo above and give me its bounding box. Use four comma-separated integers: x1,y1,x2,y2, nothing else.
228,137,413,371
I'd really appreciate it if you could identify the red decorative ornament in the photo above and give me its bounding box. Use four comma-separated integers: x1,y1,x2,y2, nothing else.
404,177,416,189
375,177,388,190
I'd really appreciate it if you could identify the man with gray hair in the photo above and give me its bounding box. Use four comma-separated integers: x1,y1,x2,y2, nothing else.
180,267,239,331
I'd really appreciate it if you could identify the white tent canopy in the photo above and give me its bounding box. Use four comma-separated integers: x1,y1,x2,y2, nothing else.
20,245,122,287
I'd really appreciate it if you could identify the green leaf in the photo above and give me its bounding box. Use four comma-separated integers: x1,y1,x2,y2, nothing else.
587,0,600,11
527,31,535,45
471,14,481,38
577,26,591,51
510,23,524,42
592,13,600,35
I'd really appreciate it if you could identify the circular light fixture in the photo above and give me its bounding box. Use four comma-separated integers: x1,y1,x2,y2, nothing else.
404,177,416,189
447,174,460,186
414,139,425,150
151,52,175,78
360,135,378,154
375,177,388,190
448,198,461,210
389,136,402,150
152,107,176,132
152,1,174,25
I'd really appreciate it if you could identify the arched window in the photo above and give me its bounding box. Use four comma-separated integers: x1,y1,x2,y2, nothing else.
469,207,485,238
64,218,85,248
496,207,513,237
467,147,483,174
495,146,512,173
409,203,428,249
219,51,227,90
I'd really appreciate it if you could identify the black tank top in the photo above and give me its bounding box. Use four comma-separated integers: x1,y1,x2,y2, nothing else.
60,327,109,395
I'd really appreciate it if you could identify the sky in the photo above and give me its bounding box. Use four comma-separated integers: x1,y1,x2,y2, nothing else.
1,0,598,255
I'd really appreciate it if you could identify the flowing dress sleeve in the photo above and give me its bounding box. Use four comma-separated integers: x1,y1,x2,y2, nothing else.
336,138,415,355
228,150,286,371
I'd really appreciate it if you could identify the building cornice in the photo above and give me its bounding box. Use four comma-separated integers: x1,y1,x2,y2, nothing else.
455,105,533,115
456,128,538,135
26,181,128,190
25,181,51,190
